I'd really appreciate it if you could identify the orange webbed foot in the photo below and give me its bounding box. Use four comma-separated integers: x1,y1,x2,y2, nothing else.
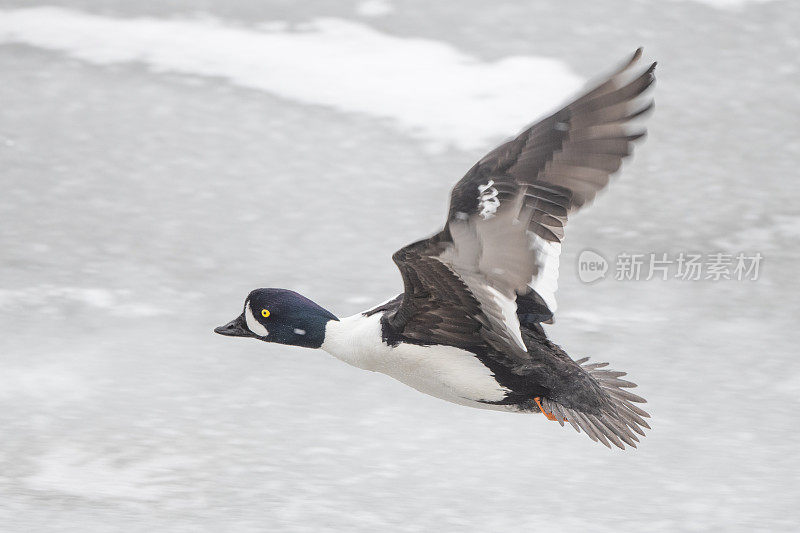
534,396,564,422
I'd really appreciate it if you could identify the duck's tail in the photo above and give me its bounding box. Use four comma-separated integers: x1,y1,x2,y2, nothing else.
540,358,651,450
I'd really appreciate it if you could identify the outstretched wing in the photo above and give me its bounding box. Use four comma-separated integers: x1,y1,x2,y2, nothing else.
447,48,655,317
387,50,656,360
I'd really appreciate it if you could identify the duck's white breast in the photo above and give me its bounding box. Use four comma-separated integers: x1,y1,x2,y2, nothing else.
321,313,511,409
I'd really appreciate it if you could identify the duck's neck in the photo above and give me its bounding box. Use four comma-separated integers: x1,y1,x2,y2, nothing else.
320,312,385,371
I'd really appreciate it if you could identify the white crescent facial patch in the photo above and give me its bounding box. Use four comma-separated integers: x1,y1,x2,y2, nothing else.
245,301,269,337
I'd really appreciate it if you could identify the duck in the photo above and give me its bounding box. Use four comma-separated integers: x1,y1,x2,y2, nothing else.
215,49,656,449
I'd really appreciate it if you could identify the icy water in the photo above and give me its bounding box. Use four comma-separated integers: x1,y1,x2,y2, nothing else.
1,1,799,531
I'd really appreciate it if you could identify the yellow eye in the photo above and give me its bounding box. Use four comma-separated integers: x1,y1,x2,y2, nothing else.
261,309,270,318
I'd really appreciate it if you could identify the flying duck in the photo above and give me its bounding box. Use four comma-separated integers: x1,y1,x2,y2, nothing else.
216,49,656,449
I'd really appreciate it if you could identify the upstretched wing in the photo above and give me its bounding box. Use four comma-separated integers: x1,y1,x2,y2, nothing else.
387,49,655,361
446,48,655,317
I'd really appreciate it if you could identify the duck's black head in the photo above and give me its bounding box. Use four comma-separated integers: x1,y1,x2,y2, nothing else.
214,288,338,349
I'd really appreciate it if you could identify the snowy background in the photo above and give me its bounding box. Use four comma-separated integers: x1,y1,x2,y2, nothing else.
1,0,798,531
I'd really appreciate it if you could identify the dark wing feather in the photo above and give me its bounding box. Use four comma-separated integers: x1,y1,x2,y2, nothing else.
446,48,655,315
388,235,485,349
539,363,651,450
518,330,650,449
387,234,528,360
387,50,656,368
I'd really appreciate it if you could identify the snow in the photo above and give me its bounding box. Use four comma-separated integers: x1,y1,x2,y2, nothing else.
0,286,165,317
0,7,582,151
668,0,778,9
25,447,198,501
355,0,395,18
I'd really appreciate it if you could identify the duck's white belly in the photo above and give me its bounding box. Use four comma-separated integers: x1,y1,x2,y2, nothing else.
321,313,512,410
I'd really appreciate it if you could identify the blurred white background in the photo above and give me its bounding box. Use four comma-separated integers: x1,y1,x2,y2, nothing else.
1,0,798,531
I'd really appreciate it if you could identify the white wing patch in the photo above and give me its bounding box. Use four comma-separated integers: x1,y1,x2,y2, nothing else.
528,233,561,314
485,286,526,351
477,180,500,219
244,302,269,337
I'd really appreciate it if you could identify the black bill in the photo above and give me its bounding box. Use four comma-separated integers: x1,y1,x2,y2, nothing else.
214,313,253,337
